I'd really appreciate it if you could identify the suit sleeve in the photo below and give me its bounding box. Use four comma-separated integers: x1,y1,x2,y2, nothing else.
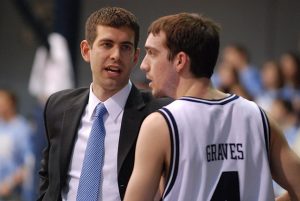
37,96,52,200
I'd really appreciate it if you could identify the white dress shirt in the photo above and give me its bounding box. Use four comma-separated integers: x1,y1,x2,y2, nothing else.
62,82,132,201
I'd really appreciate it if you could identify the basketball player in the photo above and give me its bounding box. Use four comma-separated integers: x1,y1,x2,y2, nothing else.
124,13,300,201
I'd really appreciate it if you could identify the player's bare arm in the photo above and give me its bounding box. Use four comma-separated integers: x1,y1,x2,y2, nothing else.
269,114,300,200
275,191,291,201
124,112,171,201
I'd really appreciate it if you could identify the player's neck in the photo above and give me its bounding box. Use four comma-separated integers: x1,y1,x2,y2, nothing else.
176,77,227,100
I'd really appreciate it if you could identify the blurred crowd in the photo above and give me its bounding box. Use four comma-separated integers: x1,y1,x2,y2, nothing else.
212,44,300,196
212,44,300,153
0,90,35,201
1,43,300,200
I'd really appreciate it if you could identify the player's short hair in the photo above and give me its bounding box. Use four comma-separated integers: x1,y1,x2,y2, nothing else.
148,13,220,78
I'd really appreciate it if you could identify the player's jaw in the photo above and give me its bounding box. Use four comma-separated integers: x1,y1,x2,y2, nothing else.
145,75,162,97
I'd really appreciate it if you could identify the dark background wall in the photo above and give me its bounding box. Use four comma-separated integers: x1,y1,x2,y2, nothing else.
1,0,300,116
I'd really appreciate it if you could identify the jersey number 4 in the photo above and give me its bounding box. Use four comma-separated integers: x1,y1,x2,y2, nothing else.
210,171,240,201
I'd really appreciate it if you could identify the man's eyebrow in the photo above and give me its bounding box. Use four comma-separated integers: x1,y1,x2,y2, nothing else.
145,46,159,52
98,38,113,43
121,41,134,46
98,39,134,46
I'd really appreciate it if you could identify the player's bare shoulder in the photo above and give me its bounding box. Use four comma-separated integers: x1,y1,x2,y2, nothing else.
140,112,169,137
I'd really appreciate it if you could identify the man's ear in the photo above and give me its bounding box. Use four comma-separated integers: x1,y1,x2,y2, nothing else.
175,52,189,72
133,48,140,64
80,40,91,62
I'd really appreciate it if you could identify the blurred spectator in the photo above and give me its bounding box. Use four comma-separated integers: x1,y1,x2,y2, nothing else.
215,43,263,98
294,130,300,156
292,97,300,146
217,61,252,100
255,60,284,112
270,99,299,141
0,89,34,201
279,51,300,100
269,98,300,197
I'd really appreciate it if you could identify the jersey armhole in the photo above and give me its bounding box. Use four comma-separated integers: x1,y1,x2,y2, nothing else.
158,108,179,199
258,106,271,160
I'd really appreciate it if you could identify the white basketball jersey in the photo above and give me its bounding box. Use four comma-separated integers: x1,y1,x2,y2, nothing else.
159,94,275,201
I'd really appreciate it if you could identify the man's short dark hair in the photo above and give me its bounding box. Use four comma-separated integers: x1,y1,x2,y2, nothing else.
85,7,140,49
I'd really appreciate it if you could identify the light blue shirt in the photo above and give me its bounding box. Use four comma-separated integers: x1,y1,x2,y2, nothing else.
0,116,32,185
239,65,263,98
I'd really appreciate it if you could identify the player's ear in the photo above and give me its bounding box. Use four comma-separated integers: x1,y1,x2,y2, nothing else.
80,40,91,62
175,51,189,72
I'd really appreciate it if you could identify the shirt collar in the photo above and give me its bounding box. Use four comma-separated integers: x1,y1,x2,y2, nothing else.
87,81,132,121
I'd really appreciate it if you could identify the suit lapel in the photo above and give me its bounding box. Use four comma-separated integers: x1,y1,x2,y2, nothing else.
59,90,89,184
117,86,146,173
56,86,147,184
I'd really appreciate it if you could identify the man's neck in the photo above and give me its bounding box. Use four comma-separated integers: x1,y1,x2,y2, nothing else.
175,77,227,100
92,83,127,102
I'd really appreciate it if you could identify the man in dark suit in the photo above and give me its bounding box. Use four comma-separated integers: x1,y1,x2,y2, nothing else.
38,7,171,201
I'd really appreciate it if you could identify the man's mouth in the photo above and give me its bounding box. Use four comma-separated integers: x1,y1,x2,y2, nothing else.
146,75,151,81
146,76,153,87
105,66,122,73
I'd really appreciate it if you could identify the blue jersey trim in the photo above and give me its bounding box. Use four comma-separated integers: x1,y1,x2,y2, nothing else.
258,107,270,157
180,94,239,105
158,108,180,199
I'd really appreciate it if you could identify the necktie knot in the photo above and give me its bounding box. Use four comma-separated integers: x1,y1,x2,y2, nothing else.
94,103,107,118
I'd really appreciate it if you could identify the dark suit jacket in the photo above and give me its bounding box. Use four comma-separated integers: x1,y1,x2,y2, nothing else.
38,85,172,201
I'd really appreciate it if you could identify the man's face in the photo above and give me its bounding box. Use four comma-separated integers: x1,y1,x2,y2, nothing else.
141,32,178,98
222,47,244,70
81,25,139,94
0,91,14,118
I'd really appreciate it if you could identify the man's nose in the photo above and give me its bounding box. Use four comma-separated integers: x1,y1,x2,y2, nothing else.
110,46,121,60
140,56,149,72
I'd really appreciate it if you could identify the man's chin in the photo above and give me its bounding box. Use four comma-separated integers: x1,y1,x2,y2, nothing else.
152,90,167,98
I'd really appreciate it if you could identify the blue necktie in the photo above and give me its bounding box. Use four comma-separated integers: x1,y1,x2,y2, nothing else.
77,103,107,201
